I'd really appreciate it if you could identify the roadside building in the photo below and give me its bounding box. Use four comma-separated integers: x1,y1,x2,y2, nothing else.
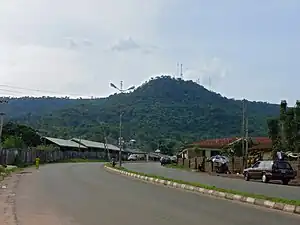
178,137,239,159
42,137,87,151
179,137,273,160
248,137,272,160
71,138,126,160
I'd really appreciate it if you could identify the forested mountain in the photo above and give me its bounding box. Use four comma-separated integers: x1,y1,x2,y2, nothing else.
2,97,92,119
3,76,279,151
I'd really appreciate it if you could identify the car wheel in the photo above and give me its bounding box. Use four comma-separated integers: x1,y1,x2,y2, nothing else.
244,172,250,181
262,174,269,183
282,179,290,185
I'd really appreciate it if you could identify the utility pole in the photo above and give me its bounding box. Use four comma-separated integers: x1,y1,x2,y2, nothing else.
245,112,249,167
241,99,245,166
241,99,249,168
110,81,135,167
0,113,5,149
0,99,8,165
119,112,123,164
104,136,110,161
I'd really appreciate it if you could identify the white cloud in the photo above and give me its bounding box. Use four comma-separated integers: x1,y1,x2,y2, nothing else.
0,0,297,104
0,0,230,98
184,57,229,88
0,0,175,97
111,37,140,52
0,44,90,96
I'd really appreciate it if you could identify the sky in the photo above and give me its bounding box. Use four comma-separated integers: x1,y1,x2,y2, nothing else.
0,0,299,104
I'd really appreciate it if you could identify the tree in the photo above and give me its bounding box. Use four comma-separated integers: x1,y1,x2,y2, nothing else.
35,144,58,151
279,100,287,150
3,136,25,148
285,108,296,152
2,122,41,147
9,76,280,150
294,101,300,152
267,118,280,158
268,100,300,155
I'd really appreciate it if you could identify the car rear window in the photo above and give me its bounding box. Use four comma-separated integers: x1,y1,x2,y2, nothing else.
276,162,292,169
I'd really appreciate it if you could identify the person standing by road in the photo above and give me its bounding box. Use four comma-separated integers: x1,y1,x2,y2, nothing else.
35,156,40,170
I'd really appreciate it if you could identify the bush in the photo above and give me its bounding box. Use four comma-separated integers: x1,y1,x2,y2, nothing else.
0,166,5,173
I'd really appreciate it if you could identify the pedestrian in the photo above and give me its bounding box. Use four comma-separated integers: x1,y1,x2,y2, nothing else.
35,156,40,170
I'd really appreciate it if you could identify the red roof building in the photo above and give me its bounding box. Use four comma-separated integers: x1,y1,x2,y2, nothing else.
193,137,272,150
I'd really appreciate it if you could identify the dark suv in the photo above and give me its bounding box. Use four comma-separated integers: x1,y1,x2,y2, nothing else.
243,160,297,185
160,156,171,166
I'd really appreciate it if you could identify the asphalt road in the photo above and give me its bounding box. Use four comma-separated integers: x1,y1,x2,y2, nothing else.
124,162,300,200
14,163,299,225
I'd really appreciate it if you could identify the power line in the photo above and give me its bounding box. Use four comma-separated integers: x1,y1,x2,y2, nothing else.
0,84,83,96
0,88,24,94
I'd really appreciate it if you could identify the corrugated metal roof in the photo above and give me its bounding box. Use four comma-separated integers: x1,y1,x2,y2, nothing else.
44,137,87,149
72,138,120,151
106,143,120,151
72,138,105,149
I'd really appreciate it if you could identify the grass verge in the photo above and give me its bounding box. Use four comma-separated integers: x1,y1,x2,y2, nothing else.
0,166,25,181
105,163,300,206
165,164,191,171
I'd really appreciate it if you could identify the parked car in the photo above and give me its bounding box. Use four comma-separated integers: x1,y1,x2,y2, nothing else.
160,156,171,166
170,155,177,163
128,154,138,161
243,160,297,185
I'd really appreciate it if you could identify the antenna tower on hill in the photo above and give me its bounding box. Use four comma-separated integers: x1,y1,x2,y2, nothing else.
175,62,179,78
208,76,212,90
180,64,183,79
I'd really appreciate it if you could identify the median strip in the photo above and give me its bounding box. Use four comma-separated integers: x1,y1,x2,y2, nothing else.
104,164,300,215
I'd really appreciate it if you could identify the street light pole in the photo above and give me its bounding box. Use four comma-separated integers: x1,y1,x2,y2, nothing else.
119,112,123,167
110,81,135,167
0,99,8,165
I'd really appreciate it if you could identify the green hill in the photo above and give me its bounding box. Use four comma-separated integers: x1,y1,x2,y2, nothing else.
2,96,90,120
9,76,279,151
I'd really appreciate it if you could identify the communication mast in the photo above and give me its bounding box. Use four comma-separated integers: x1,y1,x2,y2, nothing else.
208,76,212,90
175,62,179,78
180,64,183,79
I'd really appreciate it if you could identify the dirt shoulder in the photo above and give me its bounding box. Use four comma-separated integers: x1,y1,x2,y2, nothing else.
1,167,77,225
0,169,21,225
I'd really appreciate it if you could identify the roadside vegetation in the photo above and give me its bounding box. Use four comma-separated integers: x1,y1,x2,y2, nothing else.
5,76,281,154
0,165,24,181
105,163,300,206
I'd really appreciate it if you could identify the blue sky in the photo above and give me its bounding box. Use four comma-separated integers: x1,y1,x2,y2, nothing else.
0,0,299,104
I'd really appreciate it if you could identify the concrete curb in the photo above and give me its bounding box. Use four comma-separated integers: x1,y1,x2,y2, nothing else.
104,165,300,215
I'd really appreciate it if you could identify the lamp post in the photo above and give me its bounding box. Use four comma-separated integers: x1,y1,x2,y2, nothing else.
110,81,135,167
0,99,8,165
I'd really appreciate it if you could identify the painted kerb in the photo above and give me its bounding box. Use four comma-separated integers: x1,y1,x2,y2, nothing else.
104,165,300,215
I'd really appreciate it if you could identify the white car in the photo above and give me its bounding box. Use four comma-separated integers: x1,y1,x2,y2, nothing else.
170,156,177,163
128,154,138,161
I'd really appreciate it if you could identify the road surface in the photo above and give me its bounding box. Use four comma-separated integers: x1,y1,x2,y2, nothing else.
3,163,299,225
124,162,300,200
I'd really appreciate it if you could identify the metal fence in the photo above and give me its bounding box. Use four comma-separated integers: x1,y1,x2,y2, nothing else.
178,156,300,176
0,148,107,166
